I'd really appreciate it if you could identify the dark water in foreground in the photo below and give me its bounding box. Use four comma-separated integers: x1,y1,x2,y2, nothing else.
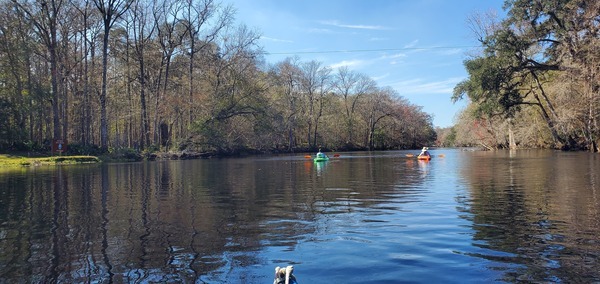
1,149,599,283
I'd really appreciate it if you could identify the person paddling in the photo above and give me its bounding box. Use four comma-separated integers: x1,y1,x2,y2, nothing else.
316,148,327,159
419,147,430,157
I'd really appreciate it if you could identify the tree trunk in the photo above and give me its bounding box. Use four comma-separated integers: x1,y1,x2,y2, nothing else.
126,30,133,148
82,12,90,146
50,26,61,140
508,118,516,150
100,20,110,151
188,35,195,133
531,90,565,147
139,54,149,149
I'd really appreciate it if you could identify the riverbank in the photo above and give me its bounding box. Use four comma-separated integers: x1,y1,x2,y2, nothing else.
0,154,100,167
0,150,215,168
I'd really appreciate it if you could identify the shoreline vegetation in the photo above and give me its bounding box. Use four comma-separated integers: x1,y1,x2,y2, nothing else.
2,146,596,169
0,148,281,168
0,143,379,168
0,154,100,168
0,147,412,168
0,150,213,168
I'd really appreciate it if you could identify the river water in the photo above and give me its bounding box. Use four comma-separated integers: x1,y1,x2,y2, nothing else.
0,149,599,283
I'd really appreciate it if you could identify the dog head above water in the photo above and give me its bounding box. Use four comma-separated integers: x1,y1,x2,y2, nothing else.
274,265,297,284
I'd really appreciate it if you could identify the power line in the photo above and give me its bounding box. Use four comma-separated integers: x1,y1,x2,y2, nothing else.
265,45,478,55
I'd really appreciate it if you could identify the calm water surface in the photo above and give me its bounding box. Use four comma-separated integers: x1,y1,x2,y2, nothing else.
1,149,599,283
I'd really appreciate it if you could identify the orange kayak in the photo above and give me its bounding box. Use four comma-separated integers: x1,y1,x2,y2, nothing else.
417,155,431,160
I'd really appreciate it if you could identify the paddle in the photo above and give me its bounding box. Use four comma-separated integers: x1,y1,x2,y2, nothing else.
406,152,444,158
306,153,340,159
406,154,429,158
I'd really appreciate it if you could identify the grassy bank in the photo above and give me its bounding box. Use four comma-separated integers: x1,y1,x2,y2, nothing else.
0,154,100,167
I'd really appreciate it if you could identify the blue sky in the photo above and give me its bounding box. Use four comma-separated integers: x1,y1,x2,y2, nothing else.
227,0,506,128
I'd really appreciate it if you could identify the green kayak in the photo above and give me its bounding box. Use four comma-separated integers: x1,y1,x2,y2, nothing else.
314,152,329,162
314,156,329,162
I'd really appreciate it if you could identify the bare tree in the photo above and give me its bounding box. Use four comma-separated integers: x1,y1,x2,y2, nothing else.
93,0,132,151
151,0,186,147
197,24,264,152
12,0,64,141
181,0,233,133
362,87,393,150
298,60,331,149
71,0,101,146
333,66,375,148
271,57,302,151
466,9,501,44
126,1,156,149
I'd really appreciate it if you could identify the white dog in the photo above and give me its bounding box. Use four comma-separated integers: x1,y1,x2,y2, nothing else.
273,265,298,284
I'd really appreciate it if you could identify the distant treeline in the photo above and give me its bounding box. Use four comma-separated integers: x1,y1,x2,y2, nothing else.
0,0,436,155
446,0,599,152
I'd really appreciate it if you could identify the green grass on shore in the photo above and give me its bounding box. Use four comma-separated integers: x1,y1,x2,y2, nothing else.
0,154,100,168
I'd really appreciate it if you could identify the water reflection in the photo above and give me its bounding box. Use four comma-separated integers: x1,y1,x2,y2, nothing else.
458,150,600,282
0,155,417,282
417,159,430,178
0,150,599,283
314,160,328,176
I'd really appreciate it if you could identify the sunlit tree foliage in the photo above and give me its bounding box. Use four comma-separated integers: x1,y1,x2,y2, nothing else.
454,0,599,151
0,0,436,154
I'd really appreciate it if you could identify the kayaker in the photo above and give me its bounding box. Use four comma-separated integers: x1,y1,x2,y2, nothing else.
317,148,327,159
419,147,430,157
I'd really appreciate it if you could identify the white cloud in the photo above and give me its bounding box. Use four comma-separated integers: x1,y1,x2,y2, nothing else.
261,36,293,43
437,48,463,55
374,53,407,65
390,77,464,95
404,39,419,48
319,20,388,30
307,28,334,34
380,53,407,59
329,59,365,69
372,73,390,81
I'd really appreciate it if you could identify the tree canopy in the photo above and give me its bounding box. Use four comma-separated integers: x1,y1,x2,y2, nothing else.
452,0,599,151
0,0,436,154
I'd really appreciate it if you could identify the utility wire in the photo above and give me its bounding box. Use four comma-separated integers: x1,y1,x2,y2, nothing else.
265,45,478,55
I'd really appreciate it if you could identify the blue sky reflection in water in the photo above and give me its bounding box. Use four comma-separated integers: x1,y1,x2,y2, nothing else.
0,150,599,283
228,0,507,127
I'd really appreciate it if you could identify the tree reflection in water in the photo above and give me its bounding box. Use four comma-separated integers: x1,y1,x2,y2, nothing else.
0,150,599,283
457,150,600,282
